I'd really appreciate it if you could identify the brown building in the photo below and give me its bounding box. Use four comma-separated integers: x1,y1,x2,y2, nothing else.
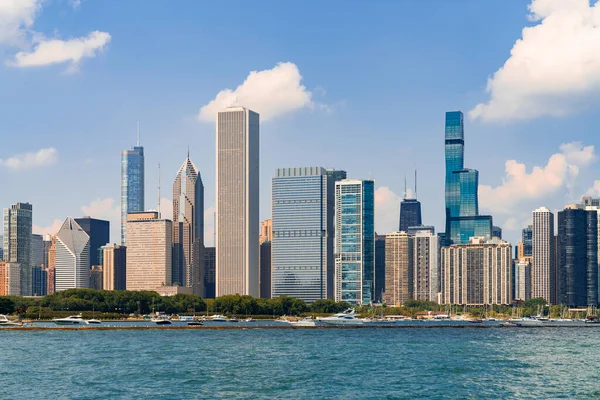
384,231,413,306
0,262,20,296
47,267,55,295
259,219,272,244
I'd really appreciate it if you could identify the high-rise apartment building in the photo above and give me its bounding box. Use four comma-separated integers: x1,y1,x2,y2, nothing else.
75,217,110,268
334,179,375,305
126,211,172,291
3,202,33,296
216,107,259,297
514,260,532,301
444,111,492,245
271,167,334,302
55,218,91,291
532,207,555,303
121,138,145,245
102,245,126,290
384,231,413,306
413,230,440,302
172,155,204,293
0,262,20,296
204,247,216,298
374,234,386,303
557,207,598,307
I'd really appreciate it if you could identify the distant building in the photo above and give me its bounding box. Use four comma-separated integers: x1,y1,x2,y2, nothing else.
407,225,435,236
325,168,347,183
3,202,33,296
260,241,271,299
43,234,53,268
334,179,375,305
399,199,422,233
532,207,555,303
384,231,413,306
259,219,272,244
582,196,600,207
31,266,47,296
89,265,103,290
521,225,533,257
121,139,145,245
413,230,440,302
514,260,531,301
126,211,172,291
55,218,90,291
103,245,126,290
0,262,20,296
75,217,110,268
30,234,44,269
375,234,386,303
204,247,216,298
47,267,55,295
492,226,502,239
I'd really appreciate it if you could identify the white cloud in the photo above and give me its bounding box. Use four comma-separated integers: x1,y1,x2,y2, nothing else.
198,62,316,122
0,0,40,47
585,180,600,197
10,30,111,70
158,197,173,221
480,142,596,214
0,147,58,171
375,186,401,235
33,218,62,237
80,198,120,221
470,0,600,122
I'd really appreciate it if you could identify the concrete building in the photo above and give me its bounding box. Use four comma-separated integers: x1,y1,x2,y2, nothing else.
3,202,32,296
204,247,216,298
260,219,272,244
384,231,413,306
515,260,531,301
413,230,440,302
103,245,126,290
260,241,271,299
55,218,91,291
121,136,145,245
532,207,555,303
126,211,172,291
0,262,20,296
216,107,259,297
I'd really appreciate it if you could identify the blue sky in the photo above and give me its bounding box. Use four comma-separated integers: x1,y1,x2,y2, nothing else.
2,0,600,246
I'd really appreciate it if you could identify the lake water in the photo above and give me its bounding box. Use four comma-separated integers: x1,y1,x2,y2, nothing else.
1,327,598,399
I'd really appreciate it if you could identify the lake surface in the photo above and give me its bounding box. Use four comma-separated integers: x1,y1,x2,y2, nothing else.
1,327,598,399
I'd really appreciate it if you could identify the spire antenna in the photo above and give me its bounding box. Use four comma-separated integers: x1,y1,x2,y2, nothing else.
415,169,418,199
137,121,140,146
187,145,190,159
404,174,407,200
158,162,161,219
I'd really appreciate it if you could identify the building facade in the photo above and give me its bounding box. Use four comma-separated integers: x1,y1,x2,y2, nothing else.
374,234,386,303
75,217,110,268
216,107,259,297
204,247,216,298
121,142,145,245
334,179,375,305
399,199,422,233
514,260,532,301
3,202,32,296
384,231,413,306
89,265,103,290
0,262,20,296
31,266,47,296
271,167,334,302
532,207,556,303
103,245,126,290
30,234,44,270
413,230,440,302
260,219,272,244
55,218,91,291
260,241,271,299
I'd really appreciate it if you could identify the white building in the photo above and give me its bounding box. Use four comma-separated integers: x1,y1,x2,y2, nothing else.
216,107,259,297
55,218,90,291
515,259,531,301
532,207,555,303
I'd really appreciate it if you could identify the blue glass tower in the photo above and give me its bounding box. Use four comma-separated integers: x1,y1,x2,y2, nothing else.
444,111,492,245
121,139,145,245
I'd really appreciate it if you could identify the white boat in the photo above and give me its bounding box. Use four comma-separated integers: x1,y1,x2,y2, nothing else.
151,316,171,325
0,315,21,327
228,317,239,322
287,316,317,327
511,317,544,327
208,315,227,322
87,319,102,324
53,315,88,325
318,308,364,326
245,318,255,322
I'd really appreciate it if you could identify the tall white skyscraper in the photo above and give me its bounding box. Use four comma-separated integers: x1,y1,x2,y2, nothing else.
55,218,90,291
532,207,555,303
216,107,259,297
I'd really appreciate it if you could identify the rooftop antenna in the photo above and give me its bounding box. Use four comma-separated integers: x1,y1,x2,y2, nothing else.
137,121,140,146
157,162,161,219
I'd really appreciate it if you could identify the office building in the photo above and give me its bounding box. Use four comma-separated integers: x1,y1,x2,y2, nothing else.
172,155,204,293
75,217,110,268
375,234,386,303
413,230,440,302
334,179,375,305
103,245,126,290
55,218,91,291
216,107,259,297
121,137,145,245
557,207,598,307
260,219,272,244
384,231,413,306
441,237,512,305
0,262,20,296
42,234,53,268
407,225,435,236
4,203,33,296
514,260,532,301
204,247,216,298
492,226,502,239
89,265,103,290
522,225,533,257
325,168,347,183
444,111,492,245
582,196,600,207
126,211,172,291
399,199,422,233
532,207,555,303
30,234,44,269
260,241,271,299
32,266,47,296
271,167,334,302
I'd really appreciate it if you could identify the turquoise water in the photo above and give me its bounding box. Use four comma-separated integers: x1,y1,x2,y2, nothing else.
1,328,599,399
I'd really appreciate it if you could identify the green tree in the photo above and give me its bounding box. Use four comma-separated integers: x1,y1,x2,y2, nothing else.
0,297,16,314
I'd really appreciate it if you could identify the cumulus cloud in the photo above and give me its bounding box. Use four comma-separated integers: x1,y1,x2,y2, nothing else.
375,186,401,235
0,0,40,47
585,180,600,197
480,142,596,214
198,62,316,122
33,219,63,237
470,0,600,122
80,198,120,220
0,147,58,171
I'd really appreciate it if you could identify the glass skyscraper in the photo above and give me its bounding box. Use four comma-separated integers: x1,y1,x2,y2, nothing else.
271,167,333,302
121,141,145,245
444,111,492,244
399,199,422,233
335,179,375,305
522,225,533,257
3,202,32,296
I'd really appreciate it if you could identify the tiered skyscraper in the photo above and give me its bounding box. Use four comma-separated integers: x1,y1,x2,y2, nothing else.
216,107,259,297
444,111,492,245
121,131,145,245
55,218,90,291
3,202,32,296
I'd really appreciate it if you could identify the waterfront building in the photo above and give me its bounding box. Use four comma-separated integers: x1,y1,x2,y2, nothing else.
216,107,259,297
204,247,216,298
0,262,20,296
89,265,103,290
3,202,32,296
126,211,172,291
413,230,440,302
55,218,90,291
260,241,271,299
444,111,492,245
441,237,512,305
384,231,413,306
121,137,145,245
532,207,556,303
172,155,204,294
31,266,47,296
260,219,272,244
30,234,44,270
514,260,531,301
102,245,126,290
375,234,386,303
335,179,375,305
75,217,110,268
325,168,347,183
271,167,334,302
557,207,598,307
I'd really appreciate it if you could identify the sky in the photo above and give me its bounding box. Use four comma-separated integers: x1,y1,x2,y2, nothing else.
2,0,600,247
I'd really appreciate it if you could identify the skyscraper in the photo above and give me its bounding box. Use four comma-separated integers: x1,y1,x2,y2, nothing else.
259,219,272,244
521,225,533,258
55,218,91,291
514,260,532,301
271,167,334,302
399,172,422,233
260,241,271,299
204,247,216,298
384,231,413,306
374,234,386,303
0,262,20,296
334,179,375,305
121,134,145,245
172,155,204,294
444,111,492,244
3,202,32,296
32,266,47,296
102,244,127,290
75,217,109,268
532,207,555,303
216,107,259,297
325,168,347,183
30,234,44,270
557,207,598,307
413,230,440,302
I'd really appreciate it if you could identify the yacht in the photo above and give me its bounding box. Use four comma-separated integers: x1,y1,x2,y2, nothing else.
187,320,203,326
209,315,227,322
228,317,239,322
287,316,317,327
0,315,21,327
511,317,544,327
151,316,171,325
53,315,88,325
245,318,255,322
87,319,102,324
318,309,364,326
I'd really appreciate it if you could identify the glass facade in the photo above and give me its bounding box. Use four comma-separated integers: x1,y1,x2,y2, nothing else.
334,179,375,305
121,145,145,245
3,203,32,296
272,167,333,302
32,266,47,296
399,199,422,233
522,225,533,257
75,217,110,267
375,234,386,302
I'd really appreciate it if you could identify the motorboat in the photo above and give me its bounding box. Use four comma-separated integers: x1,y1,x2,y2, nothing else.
187,320,203,326
87,319,102,324
53,315,88,325
245,318,255,322
208,315,227,322
318,309,364,326
151,316,172,325
511,317,544,327
0,315,21,327
228,317,239,322
287,316,317,327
